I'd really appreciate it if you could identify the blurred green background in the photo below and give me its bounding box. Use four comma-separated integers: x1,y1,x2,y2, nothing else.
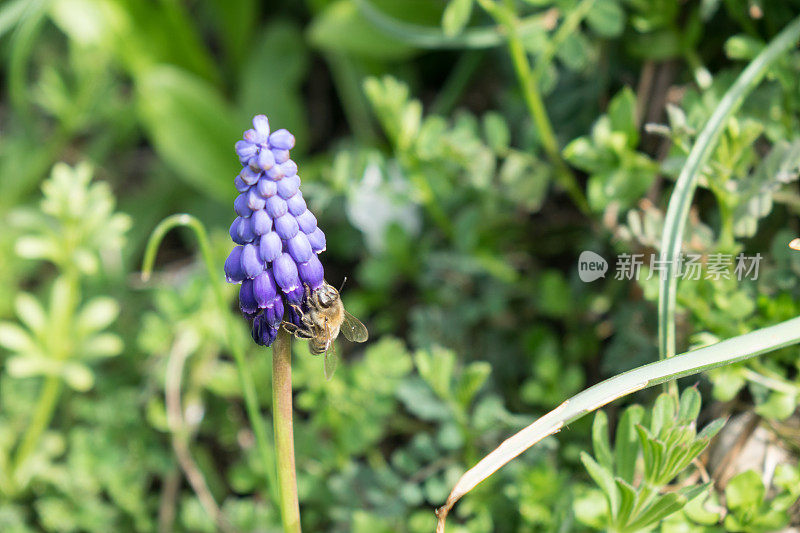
1,0,800,531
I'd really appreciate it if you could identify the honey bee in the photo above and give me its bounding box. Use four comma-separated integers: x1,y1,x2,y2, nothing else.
283,281,368,379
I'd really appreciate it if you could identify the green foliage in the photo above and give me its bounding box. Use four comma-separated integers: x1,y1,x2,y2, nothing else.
564,87,658,211
1,0,800,531
576,389,723,532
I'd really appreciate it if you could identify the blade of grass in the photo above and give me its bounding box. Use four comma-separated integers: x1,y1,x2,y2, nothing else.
657,15,800,369
141,214,278,504
435,315,800,531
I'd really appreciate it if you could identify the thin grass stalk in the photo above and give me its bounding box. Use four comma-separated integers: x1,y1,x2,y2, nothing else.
657,16,800,367
477,0,590,214
141,214,278,503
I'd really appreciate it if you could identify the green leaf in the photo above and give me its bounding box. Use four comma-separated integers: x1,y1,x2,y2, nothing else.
14,293,46,334
415,347,455,400
556,31,591,71
308,0,417,60
651,392,677,435
455,361,491,407
563,137,608,173
586,0,625,38
607,87,638,146
580,452,620,518
626,492,686,530
135,65,241,200
614,477,637,525
725,470,764,513
61,361,94,391
677,387,701,422
0,322,37,353
696,417,725,441
615,404,644,483
482,111,510,153
725,35,765,60
80,333,124,359
591,410,614,471
441,0,473,37
76,297,119,335
754,391,798,421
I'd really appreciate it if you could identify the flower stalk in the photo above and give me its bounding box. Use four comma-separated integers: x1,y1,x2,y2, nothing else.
272,328,301,533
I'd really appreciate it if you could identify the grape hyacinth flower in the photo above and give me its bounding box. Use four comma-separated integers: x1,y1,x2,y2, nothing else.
224,116,326,347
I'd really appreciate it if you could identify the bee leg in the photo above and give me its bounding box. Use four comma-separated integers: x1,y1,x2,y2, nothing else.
282,321,314,339
289,303,314,328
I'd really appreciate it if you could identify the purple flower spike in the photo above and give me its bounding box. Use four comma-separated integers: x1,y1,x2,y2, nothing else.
257,178,277,198
241,166,260,186
273,253,300,291
252,209,272,235
226,116,329,348
253,115,270,137
287,193,306,216
235,140,257,163
288,306,303,328
265,196,288,218
259,232,282,262
225,246,246,283
285,285,304,305
277,175,300,199
239,279,258,314
257,149,275,171
241,243,264,278
279,160,298,178
243,129,259,144
230,218,246,244
269,129,295,150
253,269,278,308
307,227,326,253
237,218,256,243
234,194,252,218
265,297,284,327
247,189,266,211
265,165,282,180
274,213,299,240
251,314,277,346
234,175,249,192
298,255,324,289
272,149,290,164
287,233,313,263
296,210,317,234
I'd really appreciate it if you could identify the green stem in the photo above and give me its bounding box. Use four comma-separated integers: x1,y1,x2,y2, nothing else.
478,0,590,215
272,329,301,533
11,375,62,483
141,214,278,502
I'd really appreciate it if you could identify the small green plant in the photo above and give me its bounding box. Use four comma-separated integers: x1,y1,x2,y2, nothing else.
0,163,130,496
575,388,724,531
722,466,800,532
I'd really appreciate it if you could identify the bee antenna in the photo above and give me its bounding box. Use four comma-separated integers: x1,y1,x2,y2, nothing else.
338,277,348,292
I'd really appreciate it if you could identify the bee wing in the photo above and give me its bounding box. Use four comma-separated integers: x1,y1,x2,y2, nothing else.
323,342,339,381
341,311,368,343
